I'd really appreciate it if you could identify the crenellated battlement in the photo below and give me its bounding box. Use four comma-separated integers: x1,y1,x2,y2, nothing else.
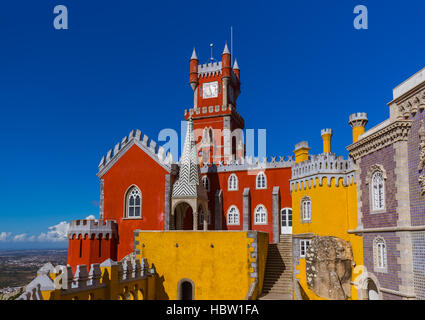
198,61,222,77
67,219,118,240
290,153,355,191
200,155,293,173
184,103,245,126
97,129,174,177
17,258,155,300
349,112,368,127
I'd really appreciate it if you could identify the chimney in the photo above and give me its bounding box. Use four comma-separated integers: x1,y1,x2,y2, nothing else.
294,141,310,164
321,129,333,153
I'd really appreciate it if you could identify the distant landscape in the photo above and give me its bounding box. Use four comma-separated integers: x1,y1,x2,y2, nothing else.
0,249,67,289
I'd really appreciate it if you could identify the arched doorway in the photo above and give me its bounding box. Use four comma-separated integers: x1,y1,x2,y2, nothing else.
367,279,380,300
177,278,195,300
173,202,194,230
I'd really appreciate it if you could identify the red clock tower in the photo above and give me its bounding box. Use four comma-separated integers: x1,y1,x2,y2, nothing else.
185,43,244,164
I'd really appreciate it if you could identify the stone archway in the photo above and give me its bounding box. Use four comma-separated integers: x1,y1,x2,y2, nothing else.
173,202,194,230
177,278,195,300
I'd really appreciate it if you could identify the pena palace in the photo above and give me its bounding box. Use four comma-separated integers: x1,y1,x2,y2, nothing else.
19,42,425,300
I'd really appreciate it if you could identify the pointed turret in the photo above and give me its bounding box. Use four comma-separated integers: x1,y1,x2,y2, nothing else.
223,42,230,55
190,47,198,60
189,48,199,91
221,42,231,79
233,59,240,79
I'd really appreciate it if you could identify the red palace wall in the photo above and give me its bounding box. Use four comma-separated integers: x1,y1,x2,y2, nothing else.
203,166,292,242
101,144,169,260
67,235,117,273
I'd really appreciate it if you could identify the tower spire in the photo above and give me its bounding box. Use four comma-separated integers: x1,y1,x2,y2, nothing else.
191,48,198,60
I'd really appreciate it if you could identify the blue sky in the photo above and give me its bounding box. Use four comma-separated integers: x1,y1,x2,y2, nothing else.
0,0,424,249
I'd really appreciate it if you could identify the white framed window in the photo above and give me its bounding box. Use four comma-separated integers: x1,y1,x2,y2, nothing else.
300,239,311,258
228,174,238,191
301,196,312,223
371,171,385,212
202,176,210,192
373,237,387,272
227,206,240,225
256,172,267,189
254,205,268,225
126,186,142,218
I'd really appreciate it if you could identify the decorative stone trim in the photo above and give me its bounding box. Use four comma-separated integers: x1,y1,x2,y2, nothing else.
97,129,174,178
290,152,355,192
201,156,293,174
347,120,412,160
365,164,387,184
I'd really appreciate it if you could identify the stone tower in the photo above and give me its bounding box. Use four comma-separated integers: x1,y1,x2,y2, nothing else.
184,44,244,164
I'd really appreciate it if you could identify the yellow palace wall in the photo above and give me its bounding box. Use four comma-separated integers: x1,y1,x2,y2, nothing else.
292,176,363,300
134,231,269,300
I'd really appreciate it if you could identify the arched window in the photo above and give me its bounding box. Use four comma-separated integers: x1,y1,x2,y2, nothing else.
228,174,238,191
227,206,240,225
256,172,267,189
126,186,142,218
301,196,312,223
202,176,210,192
372,171,385,211
373,237,387,272
198,207,211,226
254,205,268,225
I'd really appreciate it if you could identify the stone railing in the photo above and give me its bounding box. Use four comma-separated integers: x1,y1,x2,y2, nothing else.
17,258,154,300
200,155,293,173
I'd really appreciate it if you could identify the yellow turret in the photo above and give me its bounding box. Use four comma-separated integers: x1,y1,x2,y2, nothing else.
321,128,333,153
349,113,368,143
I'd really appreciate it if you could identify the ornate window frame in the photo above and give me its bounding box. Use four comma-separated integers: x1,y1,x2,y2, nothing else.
226,205,240,226
256,171,267,190
373,236,387,273
228,174,238,191
254,204,268,225
366,164,387,214
124,185,142,219
301,196,312,224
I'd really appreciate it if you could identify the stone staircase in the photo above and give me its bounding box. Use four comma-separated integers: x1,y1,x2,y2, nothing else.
259,234,293,300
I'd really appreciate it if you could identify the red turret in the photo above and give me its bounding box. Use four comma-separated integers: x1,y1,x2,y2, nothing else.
189,48,199,91
233,59,240,80
221,43,231,79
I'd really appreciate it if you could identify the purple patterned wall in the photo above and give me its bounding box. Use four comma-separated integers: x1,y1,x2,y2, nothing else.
363,233,402,299
360,145,398,228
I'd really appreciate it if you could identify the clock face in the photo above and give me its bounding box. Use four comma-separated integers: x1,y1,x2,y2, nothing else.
202,81,218,99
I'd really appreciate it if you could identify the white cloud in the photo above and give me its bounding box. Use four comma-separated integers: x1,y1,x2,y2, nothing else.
0,232,11,241
13,233,28,242
38,221,69,242
0,215,98,243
